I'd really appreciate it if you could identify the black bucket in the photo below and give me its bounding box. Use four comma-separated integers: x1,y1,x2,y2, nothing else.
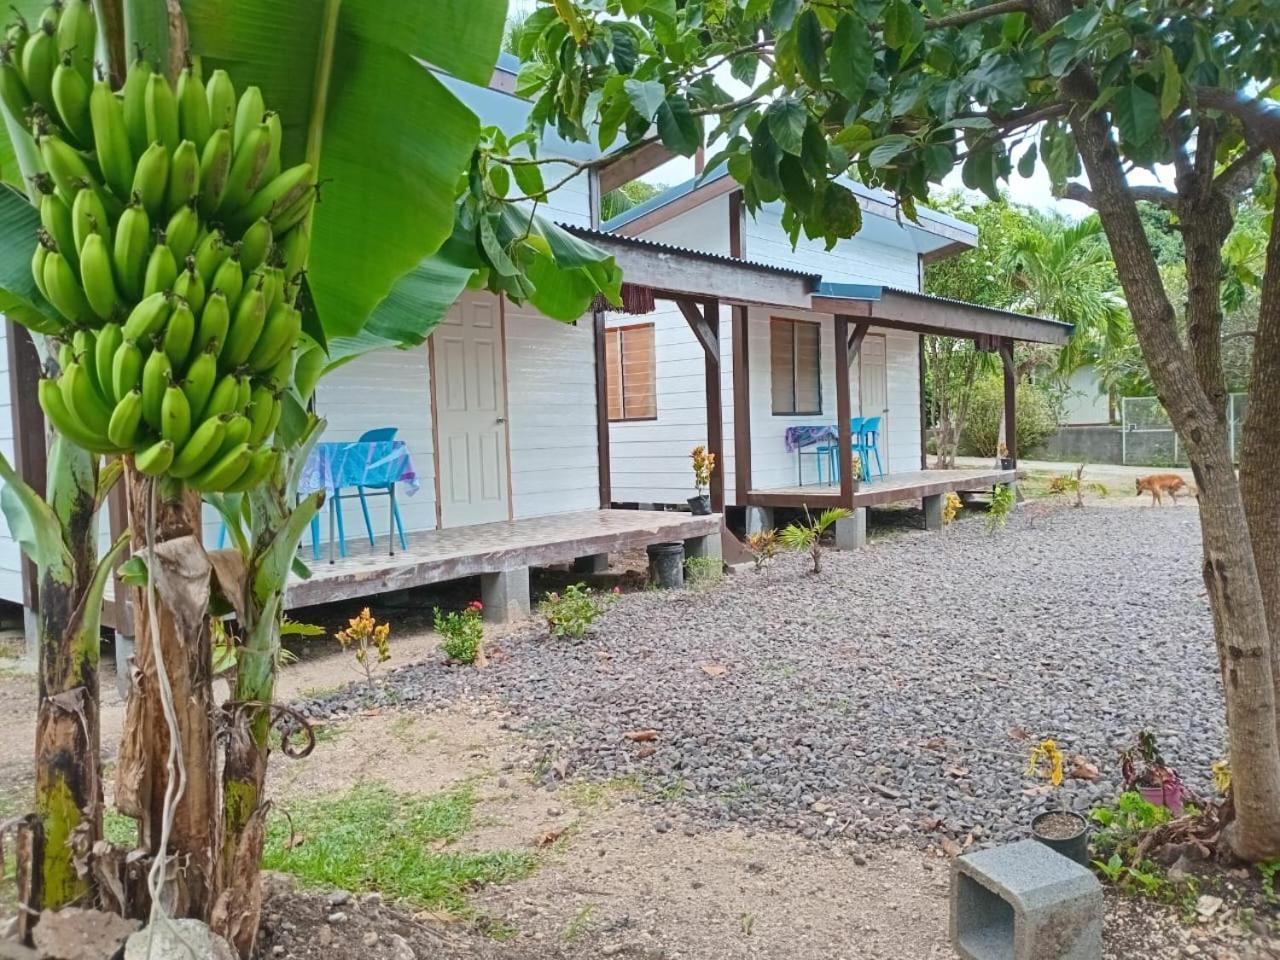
647,541,685,589
1031,810,1090,866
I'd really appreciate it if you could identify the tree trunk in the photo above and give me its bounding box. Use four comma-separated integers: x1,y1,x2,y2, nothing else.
113,465,219,919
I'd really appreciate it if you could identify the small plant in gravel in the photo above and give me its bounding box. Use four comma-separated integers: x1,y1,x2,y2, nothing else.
336,608,393,690
1121,730,1192,814
1048,464,1109,507
684,554,725,590
779,507,853,574
691,445,716,497
942,492,962,527
434,602,485,665
985,484,1015,534
539,583,619,640
745,529,780,572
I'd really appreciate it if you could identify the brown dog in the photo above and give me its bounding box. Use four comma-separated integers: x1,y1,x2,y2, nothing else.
1135,473,1190,506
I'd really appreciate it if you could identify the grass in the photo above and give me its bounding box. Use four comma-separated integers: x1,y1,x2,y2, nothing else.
262,782,535,915
560,774,643,809
104,807,137,846
563,903,598,941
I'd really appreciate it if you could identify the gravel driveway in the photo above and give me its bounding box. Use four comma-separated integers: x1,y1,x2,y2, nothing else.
306,502,1224,846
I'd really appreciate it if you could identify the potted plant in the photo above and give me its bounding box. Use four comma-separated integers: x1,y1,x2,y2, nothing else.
998,441,1015,471
1121,730,1191,816
689,445,716,515
1027,738,1090,865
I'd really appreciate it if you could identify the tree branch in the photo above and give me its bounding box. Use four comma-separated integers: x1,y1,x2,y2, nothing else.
1058,181,1178,210
1214,146,1266,200
925,0,1032,30
1195,88,1280,152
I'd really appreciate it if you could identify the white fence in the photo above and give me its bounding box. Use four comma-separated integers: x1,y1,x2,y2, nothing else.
1120,393,1248,467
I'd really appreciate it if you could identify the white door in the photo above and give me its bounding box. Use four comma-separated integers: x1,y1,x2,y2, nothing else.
859,334,888,472
434,295,510,527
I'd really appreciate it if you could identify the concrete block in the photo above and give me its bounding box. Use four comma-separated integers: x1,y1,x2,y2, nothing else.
114,631,135,699
745,506,774,536
684,532,722,561
480,567,531,624
572,553,609,574
833,509,866,550
923,493,944,531
951,839,1102,960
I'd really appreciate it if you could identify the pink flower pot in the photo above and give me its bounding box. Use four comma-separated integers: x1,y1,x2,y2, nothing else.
1138,784,1184,817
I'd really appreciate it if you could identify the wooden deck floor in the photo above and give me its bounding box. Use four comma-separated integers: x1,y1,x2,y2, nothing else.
749,467,1014,509
285,508,720,609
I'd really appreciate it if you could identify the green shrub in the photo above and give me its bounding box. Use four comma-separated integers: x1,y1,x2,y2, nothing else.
684,555,725,589
434,602,484,664
960,375,1060,456
538,583,619,640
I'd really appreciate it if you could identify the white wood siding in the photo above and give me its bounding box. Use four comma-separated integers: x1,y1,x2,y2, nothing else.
503,299,601,519
744,205,920,288
0,323,22,603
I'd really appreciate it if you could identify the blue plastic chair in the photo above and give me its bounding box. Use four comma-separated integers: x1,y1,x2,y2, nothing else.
328,427,408,558
217,499,321,559
818,417,864,483
797,436,831,486
855,415,885,481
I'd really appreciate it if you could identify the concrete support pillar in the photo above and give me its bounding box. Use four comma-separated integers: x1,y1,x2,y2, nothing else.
480,567,531,624
573,553,609,574
923,494,944,531
684,532,722,561
833,508,866,550
744,506,774,536
114,631,135,698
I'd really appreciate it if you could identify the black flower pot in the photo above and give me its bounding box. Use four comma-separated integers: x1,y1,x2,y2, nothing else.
688,494,712,515
1031,810,1090,866
1000,457,1016,471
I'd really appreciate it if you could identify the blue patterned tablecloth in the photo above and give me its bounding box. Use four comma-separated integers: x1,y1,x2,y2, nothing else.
298,441,420,497
784,425,840,452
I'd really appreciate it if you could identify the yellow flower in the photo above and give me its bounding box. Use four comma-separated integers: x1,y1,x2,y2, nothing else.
1027,738,1064,788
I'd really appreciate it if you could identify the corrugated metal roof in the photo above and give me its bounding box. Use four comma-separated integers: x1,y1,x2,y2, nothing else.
820,281,1071,331
562,224,822,283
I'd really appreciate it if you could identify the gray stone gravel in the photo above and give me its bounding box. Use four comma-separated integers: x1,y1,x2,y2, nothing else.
303,503,1225,846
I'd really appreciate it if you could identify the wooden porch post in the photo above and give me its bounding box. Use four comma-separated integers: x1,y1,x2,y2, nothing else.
703,299,724,512
731,304,751,504
593,308,612,506
6,321,47,636
919,337,929,470
834,315,855,505
999,337,1017,465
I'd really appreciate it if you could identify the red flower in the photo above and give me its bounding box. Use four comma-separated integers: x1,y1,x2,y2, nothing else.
612,586,621,594
468,600,483,611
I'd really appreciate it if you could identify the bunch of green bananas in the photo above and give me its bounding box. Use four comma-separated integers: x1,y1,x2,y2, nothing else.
2,0,329,492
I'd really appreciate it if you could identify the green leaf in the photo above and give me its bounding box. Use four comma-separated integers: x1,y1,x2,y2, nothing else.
830,14,872,104
1112,84,1160,148
253,492,324,602
118,555,148,588
0,451,73,578
766,98,808,156
1060,7,1101,40
867,134,914,168
511,162,546,201
73,533,131,662
205,493,251,557
730,54,758,86
611,27,637,74
656,95,701,155
794,9,826,89
884,0,924,53
624,78,667,120
183,0,496,341
1159,47,1182,119
0,185,60,333
770,0,801,32
1017,143,1038,178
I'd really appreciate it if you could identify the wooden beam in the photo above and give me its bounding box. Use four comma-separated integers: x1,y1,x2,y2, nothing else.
677,298,717,359
598,141,676,194
873,289,1071,345
6,322,45,614
731,304,751,508
744,490,848,509
588,168,602,230
702,300,724,513
918,336,929,470
921,239,973,264
850,470,1015,508
106,481,132,634
835,315,855,504
846,321,870,367
999,337,1017,464
593,309,612,506
728,190,745,259
614,174,738,236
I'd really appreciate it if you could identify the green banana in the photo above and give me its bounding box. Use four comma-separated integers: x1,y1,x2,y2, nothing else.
39,132,95,204
112,337,143,398
218,120,270,214
173,257,206,313
209,253,244,307
121,57,152,159
232,84,263,151
222,280,263,366
165,200,200,262
237,217,272,273
89,80,133,201
143,242,177,298
181,344,218,417
94,322,122,404
203,372,241,419
166,139,199,215
51,51,91,144
247,302,300,372
261,344,294,392
106,388,143,447
112,198,151,300
234,374,252,411
54,0,93,85
194,290,229,355
71,185,109,252
131,140,169,218
80,231,120,321
160,382,191,447
189,440,251,492
280,217,310,284
193,228,229,284
169,413,226,478
176,66,211,151
134,438,174,476
140,347,171,432
39,377,122,454
121,290,170,340
60,359,110,434
293,343,325,401
223,447,277,492
162,297,195,367
21,23,56,115
231,161,314,233
39,189,77,272
0,47,32,122
262,111,282,183
246,387,276,444
71,326,94,369
5,13,29,54
260,265,285,314
205,68,235,130
197,126,232,217
31,241,50,301
43,248,92,323
219,412,251,452
144,71,179,150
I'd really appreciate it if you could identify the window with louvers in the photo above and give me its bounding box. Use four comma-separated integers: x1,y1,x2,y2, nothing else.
770,318,821,415
605,323,656,421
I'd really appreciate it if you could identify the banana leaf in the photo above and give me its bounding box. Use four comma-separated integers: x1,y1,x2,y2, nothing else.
0,184,59,333
0,0,48,194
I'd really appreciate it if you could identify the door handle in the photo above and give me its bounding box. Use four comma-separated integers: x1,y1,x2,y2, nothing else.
496,417,506,424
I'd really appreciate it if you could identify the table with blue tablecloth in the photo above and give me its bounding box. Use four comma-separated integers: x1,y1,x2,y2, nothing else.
299,441,419,559
783,425,840,453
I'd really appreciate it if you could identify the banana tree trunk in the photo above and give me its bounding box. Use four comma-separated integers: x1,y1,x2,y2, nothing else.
113,465,219,919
